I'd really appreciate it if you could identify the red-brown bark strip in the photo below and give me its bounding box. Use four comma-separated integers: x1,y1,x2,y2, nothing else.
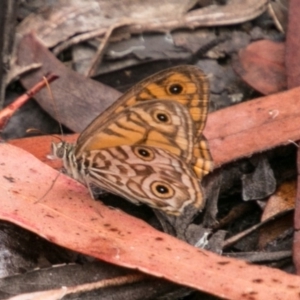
204,86,300,166
9,84,300,170
285,0,300,274
2,143,300,300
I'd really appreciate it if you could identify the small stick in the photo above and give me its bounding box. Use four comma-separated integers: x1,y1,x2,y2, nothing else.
86,19,135,77
0,73,59,130
222,208,294,249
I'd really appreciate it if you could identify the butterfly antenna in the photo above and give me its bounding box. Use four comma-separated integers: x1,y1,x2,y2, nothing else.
26,128,50,136
34,172,61,204
42,76,64,136
26,128,63,143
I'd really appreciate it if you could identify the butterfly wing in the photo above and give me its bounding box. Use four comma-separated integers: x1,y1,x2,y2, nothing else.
76,65,209,146
80,145,203,215
75,66,213,178
75,100,195,162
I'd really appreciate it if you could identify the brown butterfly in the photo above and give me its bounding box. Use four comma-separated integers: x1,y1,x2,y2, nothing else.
52,65,213,215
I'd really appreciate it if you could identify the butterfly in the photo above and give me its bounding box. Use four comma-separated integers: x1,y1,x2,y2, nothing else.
52,65,213,215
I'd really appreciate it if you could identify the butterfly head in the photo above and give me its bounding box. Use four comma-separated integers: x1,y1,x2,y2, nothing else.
51,141,74,159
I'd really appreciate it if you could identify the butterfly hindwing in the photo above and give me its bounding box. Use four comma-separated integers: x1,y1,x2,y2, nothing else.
80,145,203,215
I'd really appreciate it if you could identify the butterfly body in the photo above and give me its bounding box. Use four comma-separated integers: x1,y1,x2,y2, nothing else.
52,65,213,215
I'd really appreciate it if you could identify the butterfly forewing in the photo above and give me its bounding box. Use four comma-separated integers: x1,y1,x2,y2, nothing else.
76,65,209,149
74,100,195,163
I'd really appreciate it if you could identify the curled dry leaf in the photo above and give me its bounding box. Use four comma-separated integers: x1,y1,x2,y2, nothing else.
17,0,196,49
1,143,300,299
16,0,268,51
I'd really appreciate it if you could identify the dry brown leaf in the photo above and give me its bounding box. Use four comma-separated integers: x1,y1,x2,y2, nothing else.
17,34,121,133
258,180,296,249
232,40,286,95
16,0,267,51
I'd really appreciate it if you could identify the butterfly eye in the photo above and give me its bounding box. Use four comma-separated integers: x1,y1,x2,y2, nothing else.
134,146,155,161
168,83,183,95
51,142,65,159
57,147,65,158
151,181,174,199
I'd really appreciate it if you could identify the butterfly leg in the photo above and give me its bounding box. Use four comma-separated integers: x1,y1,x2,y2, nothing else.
82,175,96,200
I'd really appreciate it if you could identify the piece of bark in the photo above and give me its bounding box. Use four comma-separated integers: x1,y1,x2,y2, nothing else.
285,1,300,89
2,143,300,300
285,0,300,274
204,86,300,166
9,83,300,169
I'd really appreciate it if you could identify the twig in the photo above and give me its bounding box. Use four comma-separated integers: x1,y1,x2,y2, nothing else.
222,208,294,249
86,19,136,77
0,74,58,130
